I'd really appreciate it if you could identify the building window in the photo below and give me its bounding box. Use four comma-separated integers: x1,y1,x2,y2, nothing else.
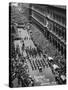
62,17,65,25
58,43,60,51
61,46,63,55
33,11,44,24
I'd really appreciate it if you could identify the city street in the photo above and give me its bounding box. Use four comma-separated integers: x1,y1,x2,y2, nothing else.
12,27,56,86
10,3,66,87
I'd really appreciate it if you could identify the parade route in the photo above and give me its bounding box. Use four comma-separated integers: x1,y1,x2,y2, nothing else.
12,27,56,86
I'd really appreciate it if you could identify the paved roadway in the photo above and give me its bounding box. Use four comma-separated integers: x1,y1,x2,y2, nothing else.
13,27,56,86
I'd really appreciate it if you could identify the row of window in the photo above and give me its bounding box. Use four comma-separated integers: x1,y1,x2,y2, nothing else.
47,18,66,41
32,5,44,14
53,13,66,25
45,31,66,57
32,9,66,42
53,24,66,41
32,11,44,24
46,8,66,26
32,5,66,27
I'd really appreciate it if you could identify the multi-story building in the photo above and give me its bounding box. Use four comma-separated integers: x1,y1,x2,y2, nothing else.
29,4,66,59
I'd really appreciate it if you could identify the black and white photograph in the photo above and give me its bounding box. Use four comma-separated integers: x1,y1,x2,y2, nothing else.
9,2,66,88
